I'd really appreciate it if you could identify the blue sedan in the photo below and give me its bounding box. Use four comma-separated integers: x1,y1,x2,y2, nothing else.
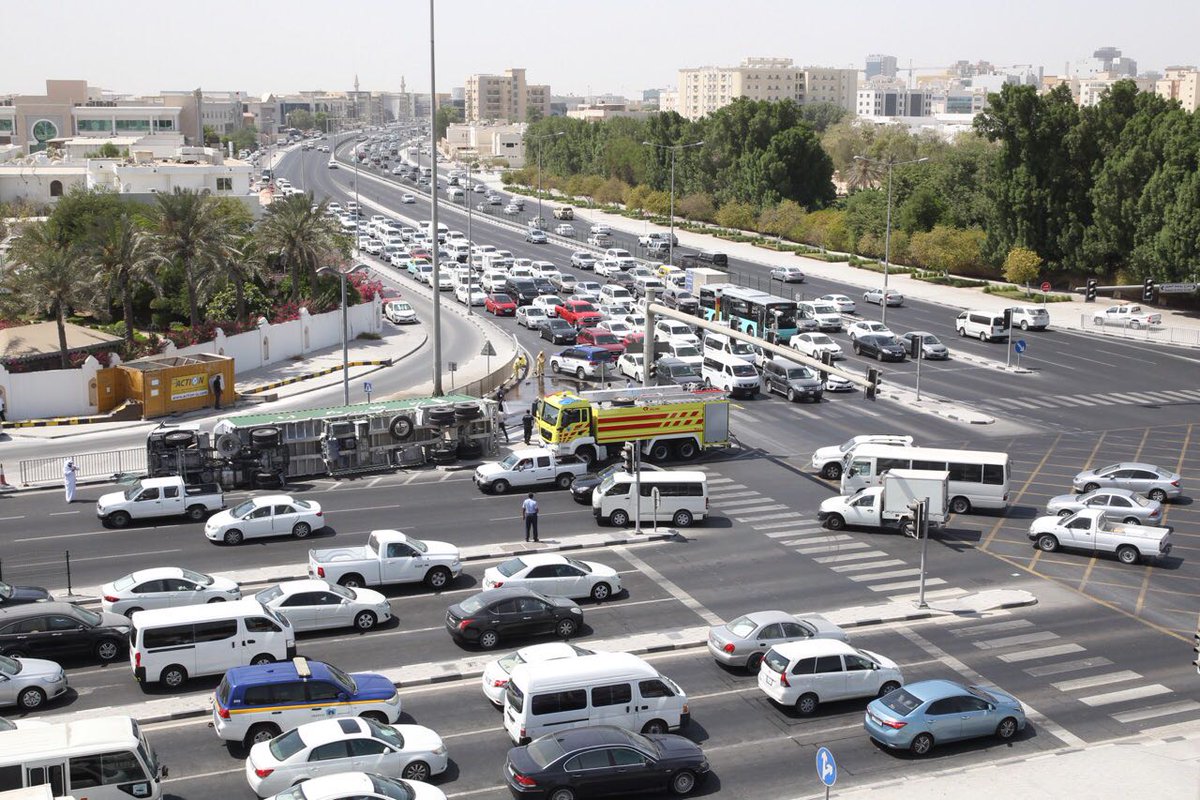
864,679,1026,756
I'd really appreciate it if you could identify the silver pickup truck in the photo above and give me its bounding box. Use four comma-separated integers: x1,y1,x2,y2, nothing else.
1028,508,1171,565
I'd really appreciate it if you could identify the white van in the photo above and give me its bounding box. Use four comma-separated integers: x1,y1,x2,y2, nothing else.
503,652,689,743
955,310,1008,342
702,332,757,364
758,639,903,716
702,352,760,398
129,598,295,688
446,186,465,201
592,471,708,528
447,241,471,263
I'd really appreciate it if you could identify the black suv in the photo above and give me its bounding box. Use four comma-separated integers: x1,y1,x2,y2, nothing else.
761,357,823,402
504,278,539,306
0,602,130,662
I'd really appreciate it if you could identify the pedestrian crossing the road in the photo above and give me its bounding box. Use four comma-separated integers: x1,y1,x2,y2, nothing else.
976,387,1200,411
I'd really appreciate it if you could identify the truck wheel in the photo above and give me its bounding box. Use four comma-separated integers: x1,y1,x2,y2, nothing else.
555,473,574,489
825,514,846,531
650,442,671,461
108,511,131,528
425,567,452,590
897,518,912,537
821,462,843,480
1116,545,1140,565
576,446,597,467
672,509,694,528
676,440,699,460
949,496,972,514
223,529,244,546
338,574,365,589
490,479,510,494
164,431,195,447
186,505,207,522
609,509,630,527
1036,534,1059,552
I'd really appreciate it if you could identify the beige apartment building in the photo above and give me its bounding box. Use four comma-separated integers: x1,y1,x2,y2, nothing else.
465,68,551,123
1155,67,1200,112
673,58,857,120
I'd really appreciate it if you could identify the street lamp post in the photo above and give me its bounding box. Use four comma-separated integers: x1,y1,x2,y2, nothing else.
466,161,475,316
428,0,443,395
317,263,371,406
530,131,565,230
642,140,704,266
853,155,929,327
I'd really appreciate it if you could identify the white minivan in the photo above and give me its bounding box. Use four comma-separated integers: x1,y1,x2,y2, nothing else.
702,351,760,398
503,652,689,743
758,639,903,716
129,598,295,688
702,332,758,364
955,310,1008,342
592,471,708,528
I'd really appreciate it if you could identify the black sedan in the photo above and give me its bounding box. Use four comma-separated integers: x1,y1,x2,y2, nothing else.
541,318,578,345
853,334,907,362
505,725,708,798
571,463,663,504
0,601,130,662
0,581,52,608
446,588,582,650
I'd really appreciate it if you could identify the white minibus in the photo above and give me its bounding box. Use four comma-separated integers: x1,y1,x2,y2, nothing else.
129,598,295,688
592,471,708,528
0,716,165,800
841,444,1009,513
503,652,689,744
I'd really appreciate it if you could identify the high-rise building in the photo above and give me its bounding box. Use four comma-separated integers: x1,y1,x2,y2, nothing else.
1156,67,1200,112
865,54,898,80
671,58,855,120
465,68,551,123
802,67,858,112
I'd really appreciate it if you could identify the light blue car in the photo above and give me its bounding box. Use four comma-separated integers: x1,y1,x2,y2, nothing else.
864,679,1026,756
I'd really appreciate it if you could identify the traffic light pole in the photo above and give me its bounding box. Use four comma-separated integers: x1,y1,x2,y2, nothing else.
633,444,642,535
915,498,930,609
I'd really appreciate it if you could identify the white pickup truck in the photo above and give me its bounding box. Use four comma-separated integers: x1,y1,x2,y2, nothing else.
96,476,224,528
1028,508,1171,565
1092,304,1162,329
308,529,463,590
553,206,574,220
473,448,589,494
818,469,948,535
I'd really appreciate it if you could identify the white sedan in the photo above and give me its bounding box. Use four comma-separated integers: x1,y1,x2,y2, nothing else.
863,287,904,306
789,332,844,361
599,320,633,339
554,223,575,237
254,579,391,632
400,194,416,204
846,320,894,341
482,554,622,601
480,643,594,706
101,567,240,616
820,294,856,314
204,496,324,546
454,285,485,306
515,305,549,330
261,772,445,800
246,717,448,797
531,295,565,318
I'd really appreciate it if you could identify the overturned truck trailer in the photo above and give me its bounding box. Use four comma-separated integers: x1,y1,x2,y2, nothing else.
147,395,497,489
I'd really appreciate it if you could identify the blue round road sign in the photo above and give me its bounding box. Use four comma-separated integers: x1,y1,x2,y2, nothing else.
1014,339,1027,353
816,746,837,787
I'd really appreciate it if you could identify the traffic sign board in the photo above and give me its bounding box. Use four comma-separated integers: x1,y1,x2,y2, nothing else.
1040,281,1052,292
1159,282,1197,294
480,340,497,356
363,381,373,394
816,746,837,787
1014,340,1027,354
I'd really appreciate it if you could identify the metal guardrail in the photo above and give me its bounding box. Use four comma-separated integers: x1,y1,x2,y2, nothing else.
19,447,146,487
1077,314,1200,346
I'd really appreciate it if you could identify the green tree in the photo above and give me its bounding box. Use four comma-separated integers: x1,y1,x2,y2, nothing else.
256,193,346,302
223,124,259,154
676,193,716,222
202,125,220,147
842,154,882,192
800,209,849,251
757,200,807,240
1003,246,1043,288
143,188,237,328
897,186,944,234
287,109,315,130
89,207,158,347
435,106,464,140
844,189,888,245
754,127,836,208
526,105,544,123
909,226,988,276
800,102,847,133
2,221,95,367
715,201,757,231
314,111,329,133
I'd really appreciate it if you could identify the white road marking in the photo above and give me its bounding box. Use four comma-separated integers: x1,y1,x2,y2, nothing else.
948,619,1035,637
14,548,181,567
716,497,777,508
48,510,80,516
866,576,946,591
847,568,922,582
1051,670,1142,693
828,558,906,573
998,643,1086,663
795,541,871,554
971,631,1060,650
1078,684,1172,707
812,550,888,563
1024,657,1114,677
613,545,722,626
1111,701,1200,723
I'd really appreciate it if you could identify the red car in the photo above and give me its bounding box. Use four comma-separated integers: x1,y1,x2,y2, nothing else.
485,293,517,316
622,331,645,349
577,327,625,354
556,299,603,328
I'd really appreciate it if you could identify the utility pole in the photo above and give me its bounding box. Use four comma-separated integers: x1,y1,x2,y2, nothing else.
428,0,443,395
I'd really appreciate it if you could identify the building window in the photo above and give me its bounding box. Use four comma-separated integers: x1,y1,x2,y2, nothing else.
216,177,233,191
77,119,113,133
0,119,12,133
156,119,174,130
50,180,63,197
115,119,150,132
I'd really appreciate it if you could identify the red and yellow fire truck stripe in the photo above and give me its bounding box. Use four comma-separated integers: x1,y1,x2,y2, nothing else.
594,408,704,444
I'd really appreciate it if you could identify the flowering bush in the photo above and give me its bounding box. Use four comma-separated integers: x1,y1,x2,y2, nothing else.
349,271,384,302
161,319,256,349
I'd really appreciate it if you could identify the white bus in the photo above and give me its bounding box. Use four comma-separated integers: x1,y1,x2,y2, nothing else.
0,716,165,800
840,444,1009,514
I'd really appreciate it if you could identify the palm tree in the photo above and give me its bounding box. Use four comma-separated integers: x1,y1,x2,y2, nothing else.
90,210,157,348
256,193,346,301
844,155,883,192
3,221,94,368
142,189,235,328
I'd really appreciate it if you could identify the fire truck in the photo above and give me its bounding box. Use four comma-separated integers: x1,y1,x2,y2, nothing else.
534,387,730,465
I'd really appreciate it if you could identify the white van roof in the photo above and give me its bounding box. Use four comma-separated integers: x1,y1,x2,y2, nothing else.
131,597,268,627
0,716,141,764
511,651,658,691
608,471,707,485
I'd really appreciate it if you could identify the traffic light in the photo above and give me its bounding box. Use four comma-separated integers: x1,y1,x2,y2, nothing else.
1143,278,1156,303
1002,308,1013,330
866,368,880,401
621,442,636,473
819,351,833,381
1193,626,1200,674
1085,278,1097,302
904,500,923,539
646,358,657,382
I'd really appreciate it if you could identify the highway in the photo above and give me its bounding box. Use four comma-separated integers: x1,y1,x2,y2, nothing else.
0,135,1195,800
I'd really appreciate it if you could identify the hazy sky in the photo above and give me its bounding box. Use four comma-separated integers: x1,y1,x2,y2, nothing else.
6,0,1197,97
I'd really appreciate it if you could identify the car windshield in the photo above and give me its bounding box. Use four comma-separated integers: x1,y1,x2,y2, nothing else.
368,775,417,800
967,685,998,704
181,569,212,586
525,734,568,768
497,558,526,577
0,654,21,675
112,574,136,591
674,346,700,358
591,333,619,345
574,301,596,312
499,453,520,469
564,557,591,573
231,500,256,518
667,364,699,377
268,728,306,762
917,334,942,345
811,335,833,345
880,688,923,716
811,304,836,315
727,615,758,637
539,403,560,426
73,606,102,626
366,719,406,750
326,663,358,694
730,341,755,355
460,594,489,615
255,586,284,604
786,368,814,380
732,364,757,377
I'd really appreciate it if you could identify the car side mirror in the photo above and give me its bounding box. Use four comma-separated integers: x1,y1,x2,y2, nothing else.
338,693,348,702
847,468,858,477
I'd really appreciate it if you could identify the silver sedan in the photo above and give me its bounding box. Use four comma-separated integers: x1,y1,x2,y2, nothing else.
707,610,847,671
1072,462,1182,502
0,654,67,712
863,287,904,306
1047,489,1164,524
255,579,392,632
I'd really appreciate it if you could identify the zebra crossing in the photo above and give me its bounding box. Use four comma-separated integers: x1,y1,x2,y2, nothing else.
946,616,1200,733
976,387,1200,411
731,399,883,427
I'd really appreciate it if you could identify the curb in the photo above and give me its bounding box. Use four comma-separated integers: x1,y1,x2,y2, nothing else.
238,359,394,395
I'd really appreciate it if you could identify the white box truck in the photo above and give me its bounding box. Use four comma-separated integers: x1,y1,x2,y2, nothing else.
817,469,948,535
